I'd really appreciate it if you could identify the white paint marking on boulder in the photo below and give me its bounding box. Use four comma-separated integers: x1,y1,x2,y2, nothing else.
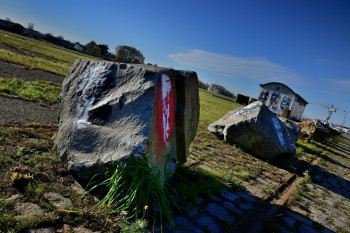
74,62,110,129
272,117,286,149
228,102,260,119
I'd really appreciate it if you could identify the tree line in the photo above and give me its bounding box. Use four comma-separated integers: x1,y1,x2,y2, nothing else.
0,18,146,64
199,80,235,99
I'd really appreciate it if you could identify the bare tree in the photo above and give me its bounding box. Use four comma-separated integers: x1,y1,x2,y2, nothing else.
28,22,34,30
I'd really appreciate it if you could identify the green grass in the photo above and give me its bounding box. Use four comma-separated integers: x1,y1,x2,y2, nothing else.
288,176,312,206
0,77,61,104
83,157,178,230
0,31,101,76
0,49,69,76
199,89,242,126
173,165,224,203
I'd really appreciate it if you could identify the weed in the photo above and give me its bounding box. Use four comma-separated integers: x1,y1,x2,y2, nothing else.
333,201,345,209
227,177,247,191
264,186,275,195
83,157,178,229
238,171,250,180
336,227,349,233
304,172,312,183
17,147,33,156
288,177,311,205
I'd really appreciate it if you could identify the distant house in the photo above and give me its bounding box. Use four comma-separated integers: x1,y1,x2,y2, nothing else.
258,82,308,121
74,43,84,52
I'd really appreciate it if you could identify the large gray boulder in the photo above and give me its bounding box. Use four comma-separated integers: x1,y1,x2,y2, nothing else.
54,59,199,181
208,101,298,159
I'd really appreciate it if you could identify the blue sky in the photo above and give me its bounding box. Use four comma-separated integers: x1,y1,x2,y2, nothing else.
1,0,350,127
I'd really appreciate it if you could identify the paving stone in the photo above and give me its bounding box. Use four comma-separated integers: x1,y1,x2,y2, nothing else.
63,225,100,233
28,227,56,233
236,191,256,203
282,216,296,229
211,195,222,202
298,224,320,233
194,215,220,233
256,177,271,186
332,217,349,230
321,227,334,233
221,189,239,202
73,226,101,233
44,192,72,208
5,193,23,202
222,201,242,215
183,205,198,217
279,226,295,233
286,211,313,226
14,202,44,219
237,201,253,210
205,203,235,223
70,180,86,195
171,216,204,233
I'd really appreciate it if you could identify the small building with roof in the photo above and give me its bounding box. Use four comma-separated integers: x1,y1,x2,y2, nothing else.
258,82,308,121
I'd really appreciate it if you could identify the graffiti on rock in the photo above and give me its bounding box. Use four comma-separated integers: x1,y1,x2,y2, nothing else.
155,73,175,149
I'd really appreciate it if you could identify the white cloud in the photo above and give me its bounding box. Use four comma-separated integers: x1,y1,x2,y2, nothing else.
167,49,304,84
324,79,350,97
325,79,350,88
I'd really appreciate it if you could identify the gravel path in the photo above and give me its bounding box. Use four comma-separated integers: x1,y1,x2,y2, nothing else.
0,96,59,123
0,53,62,123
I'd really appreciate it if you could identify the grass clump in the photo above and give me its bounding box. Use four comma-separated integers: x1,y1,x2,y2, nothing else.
237,170,250,180
0,77,61,104
288,175,312,206
84,157,178,229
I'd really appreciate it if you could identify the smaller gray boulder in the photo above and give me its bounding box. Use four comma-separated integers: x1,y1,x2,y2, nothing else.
208,101,298,160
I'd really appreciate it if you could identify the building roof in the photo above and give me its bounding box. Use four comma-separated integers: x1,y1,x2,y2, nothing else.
260,82,308,105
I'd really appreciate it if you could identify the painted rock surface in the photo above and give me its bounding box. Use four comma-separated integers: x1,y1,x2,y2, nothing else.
208,101,298,160
54,59,199,181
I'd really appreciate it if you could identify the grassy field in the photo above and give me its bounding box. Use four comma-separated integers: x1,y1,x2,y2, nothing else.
0,31,101,76
0,77,61,104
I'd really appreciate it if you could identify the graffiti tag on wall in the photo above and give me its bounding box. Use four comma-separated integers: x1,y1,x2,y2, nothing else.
269,92,280,110
259,88,294,115
155,73,175,149
280,96,292,110
259,91,269,104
